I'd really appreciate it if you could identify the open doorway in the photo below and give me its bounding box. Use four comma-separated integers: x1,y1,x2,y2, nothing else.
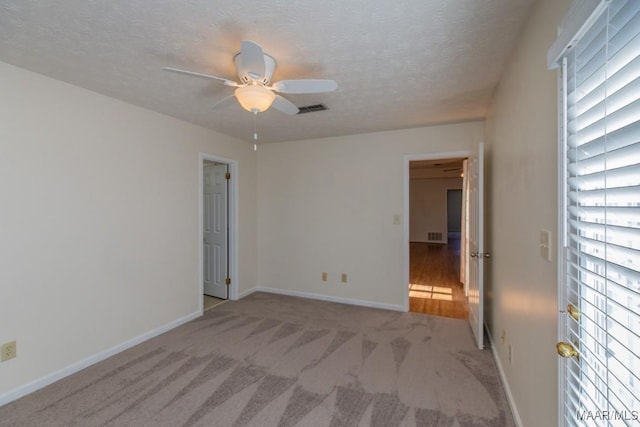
407,158,468,320
199,153,238,313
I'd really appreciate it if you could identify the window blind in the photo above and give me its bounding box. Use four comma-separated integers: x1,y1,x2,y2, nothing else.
562,0,640,425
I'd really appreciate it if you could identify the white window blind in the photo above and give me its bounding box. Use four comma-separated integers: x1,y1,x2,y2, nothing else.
560,0,640,425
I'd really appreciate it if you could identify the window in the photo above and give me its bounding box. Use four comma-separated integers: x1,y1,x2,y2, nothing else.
549,0,640,425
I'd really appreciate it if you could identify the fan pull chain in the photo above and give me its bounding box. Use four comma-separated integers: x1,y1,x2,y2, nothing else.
253,110,258,151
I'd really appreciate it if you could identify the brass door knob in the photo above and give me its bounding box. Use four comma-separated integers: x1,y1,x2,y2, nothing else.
567,304,580,321
557,341,579,359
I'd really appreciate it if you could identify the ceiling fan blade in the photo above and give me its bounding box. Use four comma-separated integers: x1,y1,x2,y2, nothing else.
211,94,237,110
272,95,299,115
162,67,240,87
272,79,337,94
240,40,266,80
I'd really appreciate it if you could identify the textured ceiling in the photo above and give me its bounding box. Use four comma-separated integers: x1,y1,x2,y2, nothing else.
0,0,535,144
410,158,465,179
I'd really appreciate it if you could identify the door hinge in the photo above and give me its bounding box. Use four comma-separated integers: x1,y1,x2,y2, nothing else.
225,172,231,180
225,277,231,286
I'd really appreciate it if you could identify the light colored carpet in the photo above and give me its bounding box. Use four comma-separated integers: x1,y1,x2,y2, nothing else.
0,292,514,426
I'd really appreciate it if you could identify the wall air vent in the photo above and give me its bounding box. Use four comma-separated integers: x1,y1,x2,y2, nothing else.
427,232,443,242
297,104,327,114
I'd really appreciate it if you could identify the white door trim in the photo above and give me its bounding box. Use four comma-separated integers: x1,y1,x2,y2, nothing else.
403,151,471,312
198,153,239,313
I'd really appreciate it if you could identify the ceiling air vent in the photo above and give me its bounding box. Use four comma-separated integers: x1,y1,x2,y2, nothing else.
297,104,327,114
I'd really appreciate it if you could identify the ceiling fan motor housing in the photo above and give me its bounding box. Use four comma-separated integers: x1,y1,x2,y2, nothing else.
234,53,276,85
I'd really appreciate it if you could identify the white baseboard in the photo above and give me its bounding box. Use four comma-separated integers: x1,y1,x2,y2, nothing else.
486,328,523,427
237,287,258,299
256,287,405,312
0,310,201,407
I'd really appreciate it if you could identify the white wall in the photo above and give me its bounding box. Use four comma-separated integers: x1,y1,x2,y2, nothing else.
483,0,571,425
0,61,257,398
256,122,483,309
409,177,462,242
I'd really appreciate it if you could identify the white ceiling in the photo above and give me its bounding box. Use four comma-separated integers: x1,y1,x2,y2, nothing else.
0,0,535,144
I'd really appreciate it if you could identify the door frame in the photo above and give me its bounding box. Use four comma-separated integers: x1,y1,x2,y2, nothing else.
198,152,239,313
403,151,471,312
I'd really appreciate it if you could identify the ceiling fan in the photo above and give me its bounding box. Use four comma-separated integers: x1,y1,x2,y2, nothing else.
163,40,337,115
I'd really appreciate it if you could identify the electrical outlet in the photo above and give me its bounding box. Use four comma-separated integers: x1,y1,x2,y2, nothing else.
341,273,348,283
501,330,506,345
508,344,513,364
1,341,17,362
321,272,328,282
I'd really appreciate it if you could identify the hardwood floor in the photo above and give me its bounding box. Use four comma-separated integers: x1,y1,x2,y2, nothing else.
409,239,469,320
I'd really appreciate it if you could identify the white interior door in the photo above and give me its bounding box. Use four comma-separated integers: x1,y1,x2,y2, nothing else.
203,163,228,299
467,143,485,349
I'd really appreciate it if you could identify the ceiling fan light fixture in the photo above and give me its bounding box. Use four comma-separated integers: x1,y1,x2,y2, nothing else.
234,85,276,113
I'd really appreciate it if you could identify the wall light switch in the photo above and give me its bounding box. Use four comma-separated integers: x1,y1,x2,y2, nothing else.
539,230,552,262
393,214,401,225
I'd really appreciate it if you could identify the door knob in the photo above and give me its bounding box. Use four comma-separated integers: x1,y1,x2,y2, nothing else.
556,341,579,360
470,252,478,257
567,304,580,321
